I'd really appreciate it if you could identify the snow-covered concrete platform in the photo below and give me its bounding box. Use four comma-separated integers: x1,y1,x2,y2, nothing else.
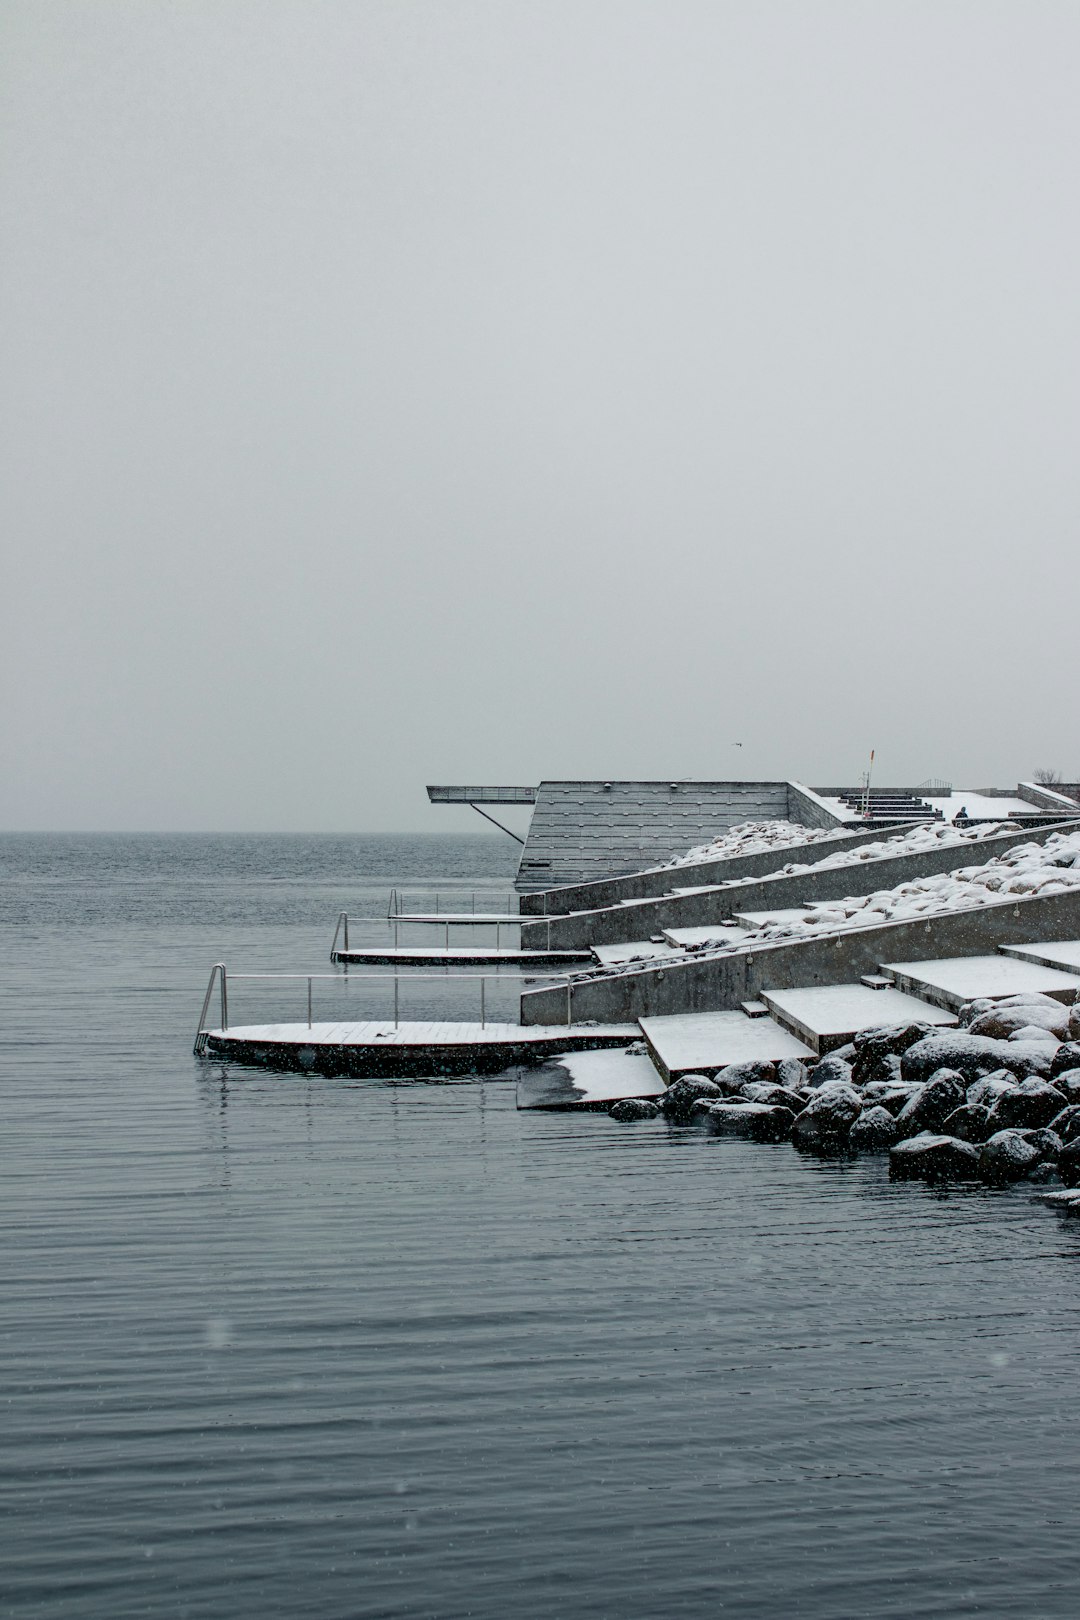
882,956,1080,1012
1000,940,1080,974
639,1011,813,1082
760,984,956,1054
331,947,591,966
661,924,750,948
199,1020,640,1078
517,1049,665,1110
591,940,682,967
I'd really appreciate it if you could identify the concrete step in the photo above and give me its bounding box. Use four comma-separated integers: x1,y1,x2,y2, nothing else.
860,973,895,989
661,924,750,948
760,984,956,1055
517,1048,665,1110
881,954,1080,1012
730,907,811,928
591,940,682,967
639,1010,813,1083
999,940,1080,975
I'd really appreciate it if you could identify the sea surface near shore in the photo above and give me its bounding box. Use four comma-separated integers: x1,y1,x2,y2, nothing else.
2,831,1080,1619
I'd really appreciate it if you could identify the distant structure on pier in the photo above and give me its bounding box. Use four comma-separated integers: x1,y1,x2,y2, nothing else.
427,780,1079,892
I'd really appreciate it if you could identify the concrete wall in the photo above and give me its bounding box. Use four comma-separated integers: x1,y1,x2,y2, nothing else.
520,885,1080,1026
786,780,850,830
518,807,887,919
1018,781,1080,814
519,819,1079,951
514,780,794,892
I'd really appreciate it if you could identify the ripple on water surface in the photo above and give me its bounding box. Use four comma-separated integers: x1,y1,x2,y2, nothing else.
2,834,1080,1619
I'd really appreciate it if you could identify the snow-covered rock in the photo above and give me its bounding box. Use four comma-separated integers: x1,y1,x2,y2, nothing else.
849,1106,902,1151
890,1133,980,1180
791,1085,862,1148
979,1130,1042,1184
608,1098,660,1122
660,1075,722,1122
702,1102,794,1141
894,1071,966,1135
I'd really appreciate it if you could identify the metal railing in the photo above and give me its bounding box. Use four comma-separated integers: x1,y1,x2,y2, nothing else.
193,963,577,1055
331,910,540,959
386,889,517,919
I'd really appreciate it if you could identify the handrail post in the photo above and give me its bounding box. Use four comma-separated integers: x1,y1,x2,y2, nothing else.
480,977,486,1029
307,977,313,1028
566,981,572,1027
220,964,228,1032
343,913,349,952
393,974,399,1029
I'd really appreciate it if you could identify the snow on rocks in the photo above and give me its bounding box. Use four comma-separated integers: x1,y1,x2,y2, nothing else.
665,821,839,869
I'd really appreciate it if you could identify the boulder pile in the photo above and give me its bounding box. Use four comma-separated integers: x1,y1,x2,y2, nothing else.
612,991,1080,1190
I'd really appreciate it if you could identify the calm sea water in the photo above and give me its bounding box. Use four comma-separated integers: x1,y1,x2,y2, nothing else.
3,832,1080,1620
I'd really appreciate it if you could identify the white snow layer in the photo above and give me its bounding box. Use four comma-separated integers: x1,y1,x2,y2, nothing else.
666,821,846,868
586,828,1080,978
704,829,1080,951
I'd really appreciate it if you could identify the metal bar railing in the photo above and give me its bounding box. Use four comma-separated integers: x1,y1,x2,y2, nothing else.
385,890,518,920
329,911,350,960
193,965,572,1054
194,963,228,1054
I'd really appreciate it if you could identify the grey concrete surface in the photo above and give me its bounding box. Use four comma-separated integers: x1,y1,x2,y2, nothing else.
518,886,1080,1026
520,819,1079,951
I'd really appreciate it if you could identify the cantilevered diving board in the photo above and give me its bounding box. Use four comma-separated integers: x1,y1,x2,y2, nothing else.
427,785,537,844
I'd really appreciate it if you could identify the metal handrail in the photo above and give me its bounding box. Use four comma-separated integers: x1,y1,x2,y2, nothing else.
387,889,517,919
330,911,350,959
194,963,228,1054
193,964,571,1054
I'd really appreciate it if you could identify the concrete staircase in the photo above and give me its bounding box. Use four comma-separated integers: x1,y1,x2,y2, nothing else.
837,789,943,820
517,939,1080,1105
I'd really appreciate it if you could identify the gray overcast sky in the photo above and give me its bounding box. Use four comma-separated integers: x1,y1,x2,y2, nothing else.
2,1,1078,833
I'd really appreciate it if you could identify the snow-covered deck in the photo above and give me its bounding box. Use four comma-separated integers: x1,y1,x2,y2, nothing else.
1000,940,1080,974
882,955,1080,1012
517,1050,665,1110
760,984,956,1054
201,1019,640,1078
332,947,591,966
640,1010,813,1082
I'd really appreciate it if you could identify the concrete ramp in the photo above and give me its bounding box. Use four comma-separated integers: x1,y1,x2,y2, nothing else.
517,1049,665,1110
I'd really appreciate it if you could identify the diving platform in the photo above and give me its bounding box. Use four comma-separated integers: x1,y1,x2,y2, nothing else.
197,1020,638,1078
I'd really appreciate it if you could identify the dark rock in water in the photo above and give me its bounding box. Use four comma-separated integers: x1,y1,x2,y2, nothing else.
985,1080,1066,1132
901,1034,1008,1086
775,1058,808,1091
791,1084,862,1149
890,1133,980,1181
704,1102,794,1142
1060,1140,1080,1187
894,1071,966,1136
1050,1044,1080,1079
979,1129,1042,1185
661,1075,722,1122
1048,1103,1080,1143
1027,1160,1060,1184
1020,1127,1062,1160
805,1055,855,1091
862,1084,920,1116
715,1059,777,1094
741,1082,807,1112
830,1042,857,1063
849,1105,902,1152
941,1103,994,1143
852,1022,935,1086
966,1070,1019,1109
609,1098,660,1122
